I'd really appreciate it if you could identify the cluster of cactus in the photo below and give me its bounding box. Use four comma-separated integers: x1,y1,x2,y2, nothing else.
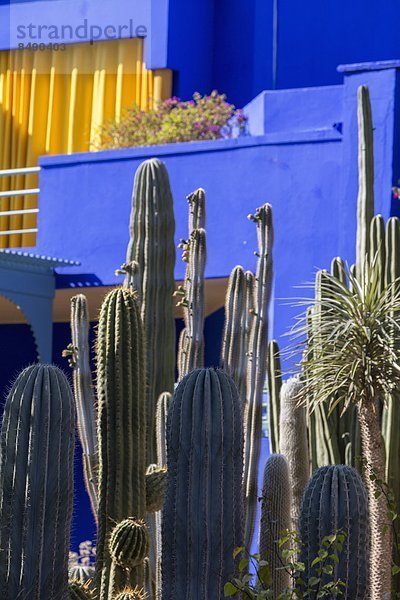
2,82,393,600
257,457,370,598
51,156,273,600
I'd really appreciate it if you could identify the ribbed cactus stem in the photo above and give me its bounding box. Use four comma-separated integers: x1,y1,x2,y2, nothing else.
187,187,206,230
330,259,361,468
156,392,171,466
311,270,341,467
162,368,243,599
125,157,176,463
0,365,75,600
259,454,292,597
69,294,98,521
121,260,142,296
370,215,385,292
244,204,274,548
279,376,309,529
95,288,147,599
356,85,374,280
221,265,254,402
109,519,149,569
267,339,282,454
382,217,400,505
331,256,347,285
154,392,171,599
299,465,370,599
221,266,245,376
177,188,207,378
68,580,94,600
146,465,167,512
178,227,206,377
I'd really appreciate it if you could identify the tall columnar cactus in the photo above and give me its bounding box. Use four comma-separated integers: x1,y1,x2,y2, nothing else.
382,216,400,505
95,288,147,599
69,294,98,520
267,339,282,454
356,84,374,279
154,392,171,599
308,269,344,468
0,364,75,600
156,391,171,466
244,204,274,547
188,187,206,230
125,157,176,463
259,455,292,597
177,227,207,377
279,376,309,529
162,368,243,599
305,266,361,470
176,188,207,378
299,465,370,599
221,266,254,402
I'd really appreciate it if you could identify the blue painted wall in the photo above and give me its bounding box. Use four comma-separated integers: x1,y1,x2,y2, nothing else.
23,64,400,352
3,0,400,105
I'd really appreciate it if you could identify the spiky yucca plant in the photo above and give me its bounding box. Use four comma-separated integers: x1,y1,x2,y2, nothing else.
298,256,400,599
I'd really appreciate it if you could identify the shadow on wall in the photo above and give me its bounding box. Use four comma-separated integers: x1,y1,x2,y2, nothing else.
0,297,38,405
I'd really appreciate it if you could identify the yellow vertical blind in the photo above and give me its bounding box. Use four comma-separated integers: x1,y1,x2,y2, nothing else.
0,38,172,247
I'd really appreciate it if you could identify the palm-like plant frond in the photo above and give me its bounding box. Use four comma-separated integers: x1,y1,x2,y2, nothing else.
295,255,400,414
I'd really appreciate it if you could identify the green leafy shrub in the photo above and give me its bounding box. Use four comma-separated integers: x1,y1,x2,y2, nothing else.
97,91,247,149
224,532,347,599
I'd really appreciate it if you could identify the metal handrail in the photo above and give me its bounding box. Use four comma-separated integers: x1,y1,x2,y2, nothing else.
0,189,40,198
0,166,40,237
0,228,38,236
0,166,40,177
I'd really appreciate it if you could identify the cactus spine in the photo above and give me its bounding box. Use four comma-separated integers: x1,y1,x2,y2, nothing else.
125,157,176,463
259,455,292,597
0,364,75,600
69,294,98,520
279,376,309,529
299,465,370,599
95,288,147,599
244,204,274,547
162,368,243,599
114,588,146,600
69,566,95,586
177,189,207,378
68,580,94,600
